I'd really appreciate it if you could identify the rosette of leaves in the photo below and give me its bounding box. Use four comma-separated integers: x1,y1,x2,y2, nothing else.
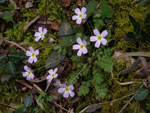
124,14,150,42
0,48,28,83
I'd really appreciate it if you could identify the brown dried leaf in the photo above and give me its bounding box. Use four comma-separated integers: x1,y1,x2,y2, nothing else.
51,22,62,31
77,0,83,6
61,0,72,7
85,104,102,113
68,97,81,107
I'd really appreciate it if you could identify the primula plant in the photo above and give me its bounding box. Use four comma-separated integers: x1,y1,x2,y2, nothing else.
1,0,150,113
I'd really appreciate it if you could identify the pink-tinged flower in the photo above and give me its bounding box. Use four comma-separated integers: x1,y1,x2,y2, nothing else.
26,47,39,63
73,37,88,56
46,68,58,82
90,29,108,48
53,79,66,88
72,7,87,24
22,65,34,81
49,38,54,42
34,27,47,42
58,85,75,98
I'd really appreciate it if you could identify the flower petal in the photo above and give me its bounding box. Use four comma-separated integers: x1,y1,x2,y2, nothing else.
54,74,58,78
24,65,29,71
93,29,100,36
35,50,39,55
82,40,87,46
82,47,88,54
34,32,40,37
33,57,37,63
54,68,58,73
48,69,53,74
35,37,41,42
76,18,82,24
76,37,82,44
73,44,80,50
28,57,34,63
90,36,97,42
22,72,28,77
101,30,108,38
63,92,69,98
41,36,45,40
68,85,74,90
101,38,107,45
46,75,51,80
26,76,31,81
48,77,53,82
81,7,86,14
82,14,87,19
95,40,101,48
26,51,31,56
72,15,78,20
38,27,42,33
58,88,65,93
77,49,82,56
69,91,75,97
29,47,34,52
30,73,34,79
43,28,47,34
61,84,67,88
75,8,80,15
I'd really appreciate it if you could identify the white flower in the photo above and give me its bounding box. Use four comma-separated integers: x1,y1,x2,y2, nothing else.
34,27,47,42
46,68,58,82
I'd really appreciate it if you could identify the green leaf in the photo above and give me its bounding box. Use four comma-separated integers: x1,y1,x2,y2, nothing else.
134,87,149,101
45,51,65,69
141,30,150,41
138,0,150,6
1,11,13,22
93,73,103,84
8,47,16,53
73,26,84,33
24,96,32,107
1,74,12,83
60,35,76,46
86,0,98,18
94,19,103,28
124,32,136,41
0,62,7,73
129,15,137,27
145,13,150,33
95,83,108,98
0,54,7,63
14,107,27,113
33,107,39,113
59,21,72,40
8,52,28,61
7,61,16,77
46,96,53,102
78,81,91,96
0,0,6,3
134,23,141,34
101,0,114,18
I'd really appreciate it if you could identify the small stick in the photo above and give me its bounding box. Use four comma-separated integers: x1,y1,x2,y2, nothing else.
53,101,69,112
119,95,134,113
24,15,40,33
5,40,26,52
79,93,134,113
0,103,16,110
15,79,32,89
118,52,150,58
45,81,51,93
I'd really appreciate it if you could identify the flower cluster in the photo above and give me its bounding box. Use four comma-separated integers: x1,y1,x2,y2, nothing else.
72,7,108,56
46,68,75,98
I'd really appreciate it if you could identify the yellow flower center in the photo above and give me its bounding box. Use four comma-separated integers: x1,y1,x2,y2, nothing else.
65,88,69,92
97,36,102,40
28,71,31,75
40,33,43,37
79,14,83,18
31,53,35,57
51,73,55,77
80,44,84,49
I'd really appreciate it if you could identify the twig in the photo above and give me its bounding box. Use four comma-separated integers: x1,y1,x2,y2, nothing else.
0,103,16,110
79,93,134,113
53,101,69,112
45,81,51,93
5,40,26,52
119,95,134,113
14,79,32,89
118,52,150,58
111,67,141,85
24,15,40,33
131,0,138,4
